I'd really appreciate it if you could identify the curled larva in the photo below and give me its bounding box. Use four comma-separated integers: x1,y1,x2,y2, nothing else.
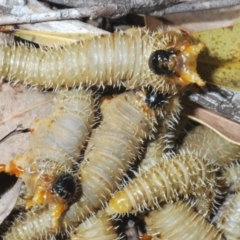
65,89,171,224
134,93,181,172
144,201,224,240
158,93,181,154
70,210,120,240
217,192,240,240
2,206,59,240
0,29,205,93
106,151,218,215
0,89,95,225
179,125,240,167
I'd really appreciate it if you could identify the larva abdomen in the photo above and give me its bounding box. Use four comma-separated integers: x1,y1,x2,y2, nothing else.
0,29,205,92
180,125,240,167
30,89,94,159
0,89,95,224
3,207,58,240
70,210,119,240
145,202,224,240
65,89,165,223
106,153,217,214
217,193,240,240
223,165,240,192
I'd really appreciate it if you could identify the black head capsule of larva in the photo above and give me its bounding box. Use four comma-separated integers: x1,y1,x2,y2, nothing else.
145,86,169,109
52,172,77,201
148,49,177,76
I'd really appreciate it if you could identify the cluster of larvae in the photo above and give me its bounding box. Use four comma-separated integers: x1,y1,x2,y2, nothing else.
3,88,240,240
1,28,239,240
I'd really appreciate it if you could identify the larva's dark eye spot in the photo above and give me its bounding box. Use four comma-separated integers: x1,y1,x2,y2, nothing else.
52,172,77,201
148,49,176,76
145,87,169,109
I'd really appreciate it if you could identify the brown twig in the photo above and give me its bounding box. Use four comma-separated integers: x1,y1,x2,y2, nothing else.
151,0,240,15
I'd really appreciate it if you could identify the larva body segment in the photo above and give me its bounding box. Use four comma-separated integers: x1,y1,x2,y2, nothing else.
134,94,181,173
217,192,240,240
224,165,240,192
144,202,224,240
0,29,205,93
65,89,169,223
3,207,58,240
159,94,181,153
106,152,217,215
70,210,120,240
0,89,95,224
180,125,240,167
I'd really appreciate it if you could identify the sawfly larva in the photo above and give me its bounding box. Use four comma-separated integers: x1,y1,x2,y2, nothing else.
0,29,205,93
217,192,240,240
2,206,59,240
179,125,240,167
65,88,172,224
106,150,218,215
70,210,120,240
0,89,95,225
144,201,224,240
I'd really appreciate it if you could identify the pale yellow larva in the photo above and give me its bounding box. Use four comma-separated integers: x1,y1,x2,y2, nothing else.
65,89,174,224
106,151,218,215
179,125,240,167
223,163,240,192
70,210,120,240
144,201,224,240
2,206,59,240
0,29,205,93
217,192,240,240
0,89,96,225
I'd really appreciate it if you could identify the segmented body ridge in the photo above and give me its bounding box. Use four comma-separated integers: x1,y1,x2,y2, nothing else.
180,125,240,167
145,202,224,240
0,89,96,224
65,90,164,223
223,164,240,192
217,192,240,240
3,207,58,240
106,152,218,214
0,29,205,93
70,210,120,240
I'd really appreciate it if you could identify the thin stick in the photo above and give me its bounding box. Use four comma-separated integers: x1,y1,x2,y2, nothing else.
0,99,53,125
0,0,238,25
0,125,30,144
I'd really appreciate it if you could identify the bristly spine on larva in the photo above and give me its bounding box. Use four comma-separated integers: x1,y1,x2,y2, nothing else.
0,89,96,225
65,89,170,224
0,28,205,93
144,201,224,240
70,210,121,240
106,150,218,215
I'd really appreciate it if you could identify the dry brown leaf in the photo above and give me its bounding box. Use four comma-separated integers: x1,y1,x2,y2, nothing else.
182,101,240,146
163,5,240,32
0,84,54,164
0,84,53,224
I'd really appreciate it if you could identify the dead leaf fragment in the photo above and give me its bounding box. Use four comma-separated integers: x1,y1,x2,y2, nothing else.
182,102,240,146
193,23,240,91
0,179,22,224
